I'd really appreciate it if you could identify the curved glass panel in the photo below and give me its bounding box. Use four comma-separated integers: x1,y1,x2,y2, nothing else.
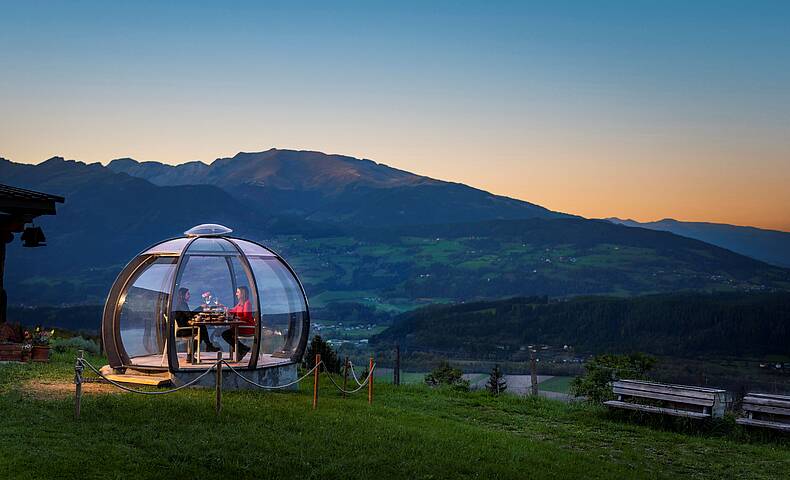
118,257,177,365
248,257,307,362
230,239,276,257
184,223,233,237
172,238,259,368
186,237,238,254
224,255,259,362
143,238,190,255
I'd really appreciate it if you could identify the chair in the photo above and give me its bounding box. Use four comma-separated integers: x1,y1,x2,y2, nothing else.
179,324,200,363
159,313,200,366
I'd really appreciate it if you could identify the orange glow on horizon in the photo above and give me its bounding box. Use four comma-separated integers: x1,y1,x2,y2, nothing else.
3,139,788,233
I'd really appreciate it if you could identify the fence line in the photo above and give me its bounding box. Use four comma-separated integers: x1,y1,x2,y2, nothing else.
79,357,220,395
73,351,376,419
347,361,365,387
220,360,322,390
325,363,376,394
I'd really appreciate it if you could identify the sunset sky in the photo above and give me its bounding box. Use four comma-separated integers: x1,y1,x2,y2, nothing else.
1,1,788,231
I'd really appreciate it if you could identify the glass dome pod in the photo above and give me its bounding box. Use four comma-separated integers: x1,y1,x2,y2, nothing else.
102,224,309,373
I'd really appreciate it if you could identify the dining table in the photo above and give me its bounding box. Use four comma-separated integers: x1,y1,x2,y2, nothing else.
189,315,245,363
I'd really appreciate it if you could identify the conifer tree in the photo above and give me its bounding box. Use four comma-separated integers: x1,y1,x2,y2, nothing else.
486,364,507,395
303,335,341,373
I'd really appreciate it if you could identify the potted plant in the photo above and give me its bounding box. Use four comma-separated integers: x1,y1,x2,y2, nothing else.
30,327,54,362
21,330,32,362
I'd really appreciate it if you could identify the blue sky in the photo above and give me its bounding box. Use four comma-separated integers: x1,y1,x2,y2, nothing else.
1,1,789,229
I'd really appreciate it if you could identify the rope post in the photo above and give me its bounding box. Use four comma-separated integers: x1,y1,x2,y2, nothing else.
74,350,84,420
342,356,349,399
313,354,320,410
368,356,374,405
215,352,223,416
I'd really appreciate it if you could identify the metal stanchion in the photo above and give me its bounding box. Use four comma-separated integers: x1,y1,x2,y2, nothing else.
215,352,223,416
74,350,84,420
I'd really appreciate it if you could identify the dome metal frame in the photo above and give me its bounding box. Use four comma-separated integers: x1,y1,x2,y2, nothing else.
101,229,310,373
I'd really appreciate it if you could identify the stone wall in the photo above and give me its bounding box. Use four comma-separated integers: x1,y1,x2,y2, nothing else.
172,363,299,391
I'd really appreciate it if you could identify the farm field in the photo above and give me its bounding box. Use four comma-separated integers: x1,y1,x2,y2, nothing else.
538,376,574,394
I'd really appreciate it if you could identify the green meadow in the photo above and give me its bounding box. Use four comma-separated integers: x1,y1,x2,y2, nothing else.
1,352,787,479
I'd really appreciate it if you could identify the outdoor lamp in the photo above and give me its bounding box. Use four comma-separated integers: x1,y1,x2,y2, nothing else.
21,226,46,247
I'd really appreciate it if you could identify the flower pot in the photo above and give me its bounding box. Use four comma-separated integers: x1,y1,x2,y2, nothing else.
0,343,23,361
31,345,51,362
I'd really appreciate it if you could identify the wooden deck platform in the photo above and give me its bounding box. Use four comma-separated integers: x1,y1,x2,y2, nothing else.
127,352,291,370
104,372,173,387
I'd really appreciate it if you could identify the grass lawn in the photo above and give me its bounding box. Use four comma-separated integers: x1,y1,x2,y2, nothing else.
538,376,574,394
1,352,788,479
375,370,428,385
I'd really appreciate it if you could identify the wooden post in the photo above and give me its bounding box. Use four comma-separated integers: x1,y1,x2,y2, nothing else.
215,352,222,416
313,353,320,410
394,345,400,386
530,349,538,396
342,356,349,399
74,350,83,420
368,356,374,405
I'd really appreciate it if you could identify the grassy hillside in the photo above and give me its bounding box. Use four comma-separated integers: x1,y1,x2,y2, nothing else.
270,219,790,312
1,353,787,479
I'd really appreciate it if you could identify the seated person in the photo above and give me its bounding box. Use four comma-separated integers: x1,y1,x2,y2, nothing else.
173,287,220,360
222,286,254,359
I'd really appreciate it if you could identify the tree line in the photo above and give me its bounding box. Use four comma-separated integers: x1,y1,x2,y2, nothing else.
373,292,790,358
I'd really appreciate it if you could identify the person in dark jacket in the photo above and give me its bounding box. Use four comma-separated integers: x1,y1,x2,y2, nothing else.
173,287,219,361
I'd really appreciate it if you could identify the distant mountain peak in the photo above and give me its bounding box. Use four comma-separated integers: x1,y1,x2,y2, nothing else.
107,157,138,167
608,217,790,268
41,156,67,164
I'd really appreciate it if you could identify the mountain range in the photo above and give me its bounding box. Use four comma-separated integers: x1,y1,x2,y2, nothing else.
107,149,566,226
607,218,790,268
1,149,788,308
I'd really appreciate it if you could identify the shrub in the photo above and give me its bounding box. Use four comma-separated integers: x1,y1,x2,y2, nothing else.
424,361,470,391
51,336,101,355
571,352,655,403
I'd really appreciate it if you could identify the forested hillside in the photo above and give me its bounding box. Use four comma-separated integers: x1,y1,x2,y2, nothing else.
373,292,790,358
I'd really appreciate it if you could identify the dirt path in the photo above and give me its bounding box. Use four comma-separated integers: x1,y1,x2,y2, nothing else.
20,379,122,400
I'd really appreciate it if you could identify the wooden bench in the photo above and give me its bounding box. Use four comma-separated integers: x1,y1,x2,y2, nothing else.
736,393,790,432
604,379,732,419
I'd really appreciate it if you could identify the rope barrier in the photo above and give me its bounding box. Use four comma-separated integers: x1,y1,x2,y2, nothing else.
75,355,374,397
220,360,323,390
78,357,221,395
325,363,376,394
348,361,365,387
73,352,375,420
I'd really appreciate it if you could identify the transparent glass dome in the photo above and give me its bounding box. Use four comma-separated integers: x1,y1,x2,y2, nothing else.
102,225,309,372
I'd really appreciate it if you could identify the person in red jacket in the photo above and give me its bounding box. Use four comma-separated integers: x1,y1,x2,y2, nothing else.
223,286,254,359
